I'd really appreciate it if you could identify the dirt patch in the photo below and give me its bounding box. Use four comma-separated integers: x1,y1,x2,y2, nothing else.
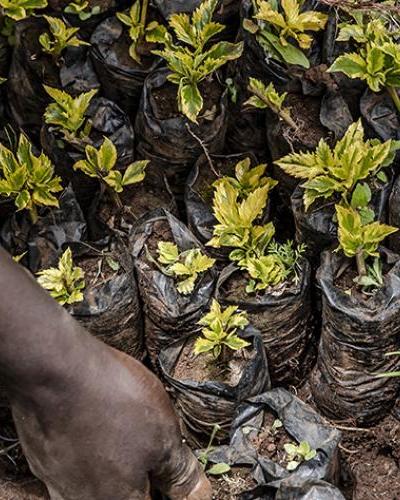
143,219,174,263
0,477,48,500
209,467,256,499
173,337,254,386
152,78,223,121
194,157,242,203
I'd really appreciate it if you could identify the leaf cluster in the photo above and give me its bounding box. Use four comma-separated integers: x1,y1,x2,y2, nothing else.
0,133,62,217
275,120,400,211
213,156,278,200
117,1,155,64
73,137,149,193
44,86,98,140
64,0,100,20
328,16,400,94
0,0,47,21
244,0,328,69
336,204,397,260
145,0,243,122
39,16,89,58
194,299,250,358
153,241,215,295
37,247,85,305
283,441,317,471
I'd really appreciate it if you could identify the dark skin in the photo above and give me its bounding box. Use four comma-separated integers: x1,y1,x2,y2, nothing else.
0,247,212,500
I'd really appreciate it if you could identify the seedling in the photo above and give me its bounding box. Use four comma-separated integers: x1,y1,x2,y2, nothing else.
39,16,89,59
37,247,85,305
64,0,100,20
0,0,47,21
72,137,149,208
116,0,154,64
148,241,215,295
198,424,231,476
270,418,283,435
245,78,297,129
336,204,397,286
145,0,243,122
268,241,306,284
43,86,98,144
0,133,62,223
275,120,400,211
243,0,327,69
283,441,317,471
328,16,400,113
207,179,276,265
213,157,278,200
194,299,250,359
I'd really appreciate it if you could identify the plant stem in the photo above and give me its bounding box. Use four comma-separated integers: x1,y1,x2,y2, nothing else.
185,124,220,178
247,85,298,130
140,0,149,28
29,205,38,225
356,250,367,278
387,86,400,115
108,187,123,210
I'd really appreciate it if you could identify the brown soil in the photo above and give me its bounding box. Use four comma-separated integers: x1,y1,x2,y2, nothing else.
0,476,48,500
152,78,223,121
74,247,121,290
249,412,294,468
173,337,255,386
294,382,400,500
283,93,330,148
220,268,293,303
143,219,174,263
209,467,256,499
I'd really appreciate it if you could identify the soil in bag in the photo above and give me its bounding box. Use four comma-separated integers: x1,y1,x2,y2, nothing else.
90,7,161,118
66,238,144,360
7,17,99,141
215,262,315,386
41,96,134,213
310,250,400,426
159,326,270,445
131,209,217,369
227,388,341,498
134,68,227,199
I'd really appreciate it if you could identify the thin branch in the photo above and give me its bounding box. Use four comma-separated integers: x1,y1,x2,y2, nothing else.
317,0,400,15
185,123,220,178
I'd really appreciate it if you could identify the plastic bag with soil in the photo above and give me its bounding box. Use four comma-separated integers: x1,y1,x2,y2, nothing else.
134,68,227,198
185,151,269,262
41,96,134,212
215,262,315,386
131,209,217,368
310,250,400,425
226,388,341,498
360,89,400,141
0,186,87,272
158,326,270,444
66,238,144,360
90,11,161,118
87,162,177,243
291,172,393,264
7,17,100,141
388,174,400,252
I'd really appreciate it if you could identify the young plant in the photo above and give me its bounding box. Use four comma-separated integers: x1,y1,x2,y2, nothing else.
213,156,278,200
116,0,154,64
72,137,149,208
283,441,317,471
194,299,250,358
245,77,297,129
64,0,100,20
37,247,85,305
328,16,400,113
243,0,328,69
198,424,231,476
275,120,400,211
0,0,47,21
336,204,397,286
145,0,243,122
39,16,89,59
43,86,98,143
207,179,276,265
150,241,215,295
0,133,62,223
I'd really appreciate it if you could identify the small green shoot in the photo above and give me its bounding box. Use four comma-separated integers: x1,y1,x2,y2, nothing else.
39,16,89,59
64,0,100,20
284,441,317,471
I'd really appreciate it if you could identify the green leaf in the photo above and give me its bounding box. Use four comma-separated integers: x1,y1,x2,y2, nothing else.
207,463,231,476
258,30,310,68
122,160,149,186
157,241,179,265
351,182,371,209
179,82,203,122
328,53,367,79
